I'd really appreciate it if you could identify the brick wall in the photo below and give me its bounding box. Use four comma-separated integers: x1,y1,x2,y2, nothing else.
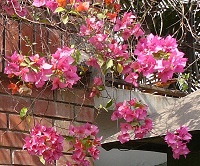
0,75,95,165
0,1,107,164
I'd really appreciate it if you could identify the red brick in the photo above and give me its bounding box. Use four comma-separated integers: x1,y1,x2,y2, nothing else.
33,100,74,119
56,155,75,166
63,139,73,154
29,87,54,100
9,114,53,131
0,94,31,113
13,150,55,166
0,112,7,129
55,88,94,106
0,76,9,94
0,130,27,148
54,120,70,135
0,148,11,164
6,20,19,55
75,106,94,123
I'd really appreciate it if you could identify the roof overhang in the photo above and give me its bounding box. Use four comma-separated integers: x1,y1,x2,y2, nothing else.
102,90,200,152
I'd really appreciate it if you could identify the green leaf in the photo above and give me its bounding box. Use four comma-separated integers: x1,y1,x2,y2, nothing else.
131,121,139,127
20,62,28,67
65,136,75,141
98,56,105,67
185,73,190,79
73,50,81,64
97,13,106,19
68,10,79,15
99,104,103,109
105,99,113,108
31,66,38,72
20,107,28,119
178,78,185,86
62,15,69,24
39,156,45,165
24,57,30,64
27,115,31,124
106,59,113,69
117,63,123,73
182,83,188,91
97,86,104,91
82,138,88,146
55,7,65,13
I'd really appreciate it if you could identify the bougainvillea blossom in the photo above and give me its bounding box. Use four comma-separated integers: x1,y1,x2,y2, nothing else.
4,47,80,90
1,0,27,16
23,124,64,163
32,0,58,11
67,123,102,165
134,34,187,82
165,126,192,159
2,0,192,164
111,99,153,144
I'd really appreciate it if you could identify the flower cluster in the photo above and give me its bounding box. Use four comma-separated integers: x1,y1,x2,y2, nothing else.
111,99,153,144
66,123,102,166
1,0,27,17
80,12,144,75
2,0,192,164
32,0,60,12
114,12,144,40
4,47,80,90
23,124,64,163
165,126,192,159
130,34,187,82
32,0,90,12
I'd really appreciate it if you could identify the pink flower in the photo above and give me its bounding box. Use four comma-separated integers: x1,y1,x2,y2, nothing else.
165,132,177,145
23,124,64,163
172,142,190,159
135,108,147,120
88,146,100,160
132,23,144,38
4,51,23,75
108,42,129,60
80,17,104,36
112,99,152,143
3,0,27,17
86,57,100,69
120,123,133,134
134,34,187,81
93,77,103,86
33,0,58,11
125,72,138,87
122,29,132,40
89,77,104,98
89,34,108,50
176,126,192,142
118,133,130,144
84,123,99,137
50,47,80,89
114,12,136,31
32,0,46,7
51,77,66,90
79,25,91,36
46,0,58,11
111,110,123,121
164,126,192,159
68,123,102,165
